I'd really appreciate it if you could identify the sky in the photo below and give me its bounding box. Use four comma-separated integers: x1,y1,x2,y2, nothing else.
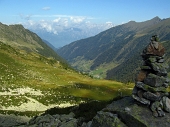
1,0,170,25
1,0,170,48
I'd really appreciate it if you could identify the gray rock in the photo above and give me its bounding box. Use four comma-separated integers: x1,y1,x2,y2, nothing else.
151,62,168,76
146,56,165,63
132,86,138,94
135,81,145,88
162,96,170,113
81,122,87,127
86,121,92,127
39,123,43,127
53,114,60,119
26,124,38,127
135,81,167,93
137,90,145,98
124,107,131,112
48,118,61,127
0,114,29,127
150,101,161,112
132,94,150,105
60,112,75,122
59,118,77,127
163,83,169,88
22,112,77,127
91,111,127,127
53,119,61,126
157,107,165,117
29,116,37,125
36,114,54,124
150,101,165,117
165,78,170,83
157,58,164,63
144,73,166,87
104,96,170,127
143,91,162,101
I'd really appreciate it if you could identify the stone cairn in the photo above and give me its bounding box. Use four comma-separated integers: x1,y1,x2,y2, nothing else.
132,35,170,117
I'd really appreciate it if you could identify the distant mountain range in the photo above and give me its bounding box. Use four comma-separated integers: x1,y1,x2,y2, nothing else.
57,17,170,82
28,22,113,48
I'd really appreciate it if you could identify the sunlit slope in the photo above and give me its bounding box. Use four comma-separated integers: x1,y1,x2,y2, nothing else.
0,41,133,111
0,22,133,116
0,23,69,68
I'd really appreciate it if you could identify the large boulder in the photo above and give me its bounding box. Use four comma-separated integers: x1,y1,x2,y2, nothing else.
91,111,127,127
144,73,167,87
100,96,170,127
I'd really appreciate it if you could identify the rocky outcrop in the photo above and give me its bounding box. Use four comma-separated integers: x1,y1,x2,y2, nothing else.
16,112,78,127
132,35,170,117
14,96,170,127
101,96,170,127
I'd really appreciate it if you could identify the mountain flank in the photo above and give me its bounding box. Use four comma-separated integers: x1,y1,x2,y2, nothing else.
57,17,170,82
0,22,133,123
0,22,69,67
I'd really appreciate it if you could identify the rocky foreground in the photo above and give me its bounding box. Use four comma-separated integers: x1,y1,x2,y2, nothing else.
1,96,170,127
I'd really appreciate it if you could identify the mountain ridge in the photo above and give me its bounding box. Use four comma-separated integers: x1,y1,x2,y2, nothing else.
57,17,170,82
0,22,70,68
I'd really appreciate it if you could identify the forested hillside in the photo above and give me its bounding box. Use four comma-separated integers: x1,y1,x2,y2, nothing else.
57,17,170,82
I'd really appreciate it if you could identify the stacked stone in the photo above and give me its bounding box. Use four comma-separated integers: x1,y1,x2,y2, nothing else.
132,35,170,117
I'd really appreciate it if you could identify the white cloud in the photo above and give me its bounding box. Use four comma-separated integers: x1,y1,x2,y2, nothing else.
106,21,114,27
42,7,50,10
28,20,35,25
23,15,114,36
70,16,85,23
53,18,61,23
106,21,112,24
63,19,69,27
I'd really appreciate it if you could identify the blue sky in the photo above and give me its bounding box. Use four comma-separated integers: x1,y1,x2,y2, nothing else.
1,0,170,25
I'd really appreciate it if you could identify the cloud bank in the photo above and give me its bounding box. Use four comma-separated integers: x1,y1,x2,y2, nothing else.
19,14,115,47
23,15,114,35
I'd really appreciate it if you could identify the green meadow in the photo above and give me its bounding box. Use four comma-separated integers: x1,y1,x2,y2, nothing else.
0,41,134,116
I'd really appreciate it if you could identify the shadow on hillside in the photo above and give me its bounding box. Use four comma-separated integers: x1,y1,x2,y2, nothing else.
43,96,123,122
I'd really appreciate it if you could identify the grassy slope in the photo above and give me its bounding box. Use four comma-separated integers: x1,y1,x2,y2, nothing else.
0,41,133,116
0,23,70,69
